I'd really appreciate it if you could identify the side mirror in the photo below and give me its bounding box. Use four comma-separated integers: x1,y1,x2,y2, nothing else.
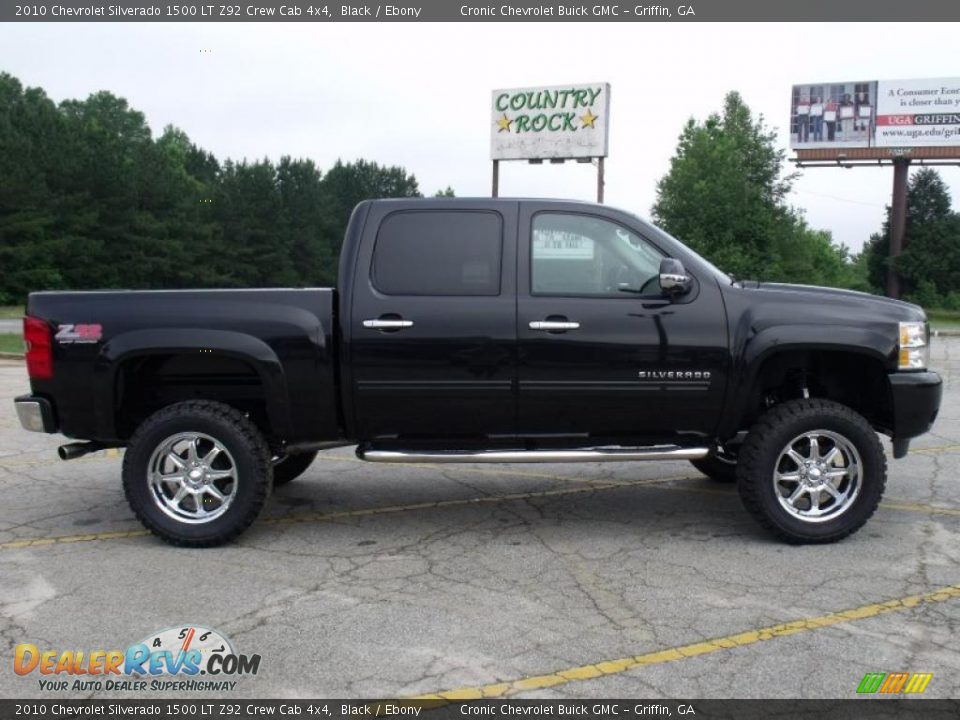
659,258,692,295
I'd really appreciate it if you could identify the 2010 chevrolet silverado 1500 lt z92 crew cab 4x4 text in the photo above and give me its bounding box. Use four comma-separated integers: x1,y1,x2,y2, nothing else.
14,199,943,547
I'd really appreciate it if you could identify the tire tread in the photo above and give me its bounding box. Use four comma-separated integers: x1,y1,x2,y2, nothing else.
122,400,271,548
737,398,886,544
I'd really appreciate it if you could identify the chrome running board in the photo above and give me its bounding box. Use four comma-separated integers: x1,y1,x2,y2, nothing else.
357,445,709,464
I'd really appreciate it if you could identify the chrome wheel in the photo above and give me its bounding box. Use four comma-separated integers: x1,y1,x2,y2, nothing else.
148,432,238,524
772,430,861,523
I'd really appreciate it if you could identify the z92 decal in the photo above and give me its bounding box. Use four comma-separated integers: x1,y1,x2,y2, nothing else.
55,324,102,344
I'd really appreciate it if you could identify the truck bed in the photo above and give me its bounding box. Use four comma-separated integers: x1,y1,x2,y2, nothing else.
25,288,340,447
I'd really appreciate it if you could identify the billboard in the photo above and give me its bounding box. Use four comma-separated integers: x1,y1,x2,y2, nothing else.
875,77,960,147
790,80,878,149
790,77,960,150
491,82,610,160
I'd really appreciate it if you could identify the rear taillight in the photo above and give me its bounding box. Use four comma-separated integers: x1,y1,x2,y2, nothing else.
23,316,53,380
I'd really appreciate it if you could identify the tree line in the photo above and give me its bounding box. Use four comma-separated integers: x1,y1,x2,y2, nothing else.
0,72,423,304
1,76,957,307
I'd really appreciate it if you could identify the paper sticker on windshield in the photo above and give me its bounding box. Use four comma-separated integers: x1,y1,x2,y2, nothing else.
533,233,594,260
55,324,102,344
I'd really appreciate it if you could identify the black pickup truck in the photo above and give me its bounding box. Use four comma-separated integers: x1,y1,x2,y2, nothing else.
14,198,942,547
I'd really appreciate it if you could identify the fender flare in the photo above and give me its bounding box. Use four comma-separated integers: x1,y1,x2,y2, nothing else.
719,323,895,438
93,328,291,441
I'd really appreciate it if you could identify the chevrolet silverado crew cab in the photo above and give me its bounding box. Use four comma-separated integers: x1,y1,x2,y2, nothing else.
14,199,942,547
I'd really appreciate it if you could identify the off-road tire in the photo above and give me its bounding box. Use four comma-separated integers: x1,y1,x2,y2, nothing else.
737,398,886,544
690,451,739,483
272,451,318,486
122,400,272,547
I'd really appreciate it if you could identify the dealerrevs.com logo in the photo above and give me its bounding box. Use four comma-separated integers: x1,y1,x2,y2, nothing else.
14,625,261,693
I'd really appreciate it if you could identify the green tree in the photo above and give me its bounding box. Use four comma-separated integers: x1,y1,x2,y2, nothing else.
276,156,333,285
652,91,857,287
0,72,428,302
860,168,960,303
319,159,421,260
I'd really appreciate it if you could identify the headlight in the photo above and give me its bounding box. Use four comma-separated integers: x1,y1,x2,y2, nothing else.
898,321,929,370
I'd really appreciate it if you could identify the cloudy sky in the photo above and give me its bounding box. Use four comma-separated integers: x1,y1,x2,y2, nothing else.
2,21,958,251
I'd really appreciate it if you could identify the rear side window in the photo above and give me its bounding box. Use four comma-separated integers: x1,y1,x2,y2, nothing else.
372,211,502,296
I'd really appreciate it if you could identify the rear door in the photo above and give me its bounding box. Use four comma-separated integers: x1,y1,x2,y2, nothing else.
349,201,518,440
516,203,729,442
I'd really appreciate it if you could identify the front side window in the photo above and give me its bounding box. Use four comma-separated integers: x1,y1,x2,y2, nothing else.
372,211,502,296
531,213,663,297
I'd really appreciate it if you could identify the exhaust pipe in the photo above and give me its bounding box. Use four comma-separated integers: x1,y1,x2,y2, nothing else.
58,442,107,461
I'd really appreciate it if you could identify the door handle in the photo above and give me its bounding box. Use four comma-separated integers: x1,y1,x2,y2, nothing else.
363,319,414,329
529,320,580,331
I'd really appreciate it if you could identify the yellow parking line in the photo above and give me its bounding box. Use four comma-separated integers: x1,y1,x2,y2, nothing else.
2,467,959,551
0,450,121,469
411,584,960,700
313,451,960,516
262,475,686,528
0,529,150,549
653,482,960,517
660,482,960,518
881,499,960,517
0,475,689,551
912,443,960,455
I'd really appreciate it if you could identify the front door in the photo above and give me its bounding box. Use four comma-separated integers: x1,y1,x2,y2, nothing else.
350,202,518,440
517,205,729,443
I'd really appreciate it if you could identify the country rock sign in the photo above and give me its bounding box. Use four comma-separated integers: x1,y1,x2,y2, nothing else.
490,82,610,161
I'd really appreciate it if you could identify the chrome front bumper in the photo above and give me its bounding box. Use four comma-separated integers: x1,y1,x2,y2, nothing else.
14,396,56,433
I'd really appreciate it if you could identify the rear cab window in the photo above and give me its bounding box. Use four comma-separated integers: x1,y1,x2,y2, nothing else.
372,211,503,296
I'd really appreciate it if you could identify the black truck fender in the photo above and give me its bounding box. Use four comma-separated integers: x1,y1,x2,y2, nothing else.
718,322,896,440
93,328,292,442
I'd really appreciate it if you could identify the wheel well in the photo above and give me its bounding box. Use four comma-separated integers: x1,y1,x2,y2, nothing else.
741,350,892,435
114,353,272,442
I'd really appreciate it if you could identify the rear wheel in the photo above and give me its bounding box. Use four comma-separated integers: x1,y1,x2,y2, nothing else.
737,398,886,544
272,451,318,486
122,400,272,547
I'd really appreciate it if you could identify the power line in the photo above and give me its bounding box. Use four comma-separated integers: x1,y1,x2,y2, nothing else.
793,188,886,209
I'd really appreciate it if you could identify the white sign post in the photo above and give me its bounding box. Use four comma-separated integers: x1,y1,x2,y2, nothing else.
489,82,611,201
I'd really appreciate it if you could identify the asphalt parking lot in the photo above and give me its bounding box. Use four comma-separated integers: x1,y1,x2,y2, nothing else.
1,340,958,701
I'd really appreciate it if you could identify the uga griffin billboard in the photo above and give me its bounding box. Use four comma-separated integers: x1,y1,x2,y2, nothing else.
875,77,960,147
790,77,960,150
490,82,610,160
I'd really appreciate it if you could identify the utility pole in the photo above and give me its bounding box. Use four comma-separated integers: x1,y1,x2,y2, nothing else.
886,157,910,299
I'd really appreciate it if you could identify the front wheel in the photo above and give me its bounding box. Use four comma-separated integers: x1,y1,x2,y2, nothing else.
122,400,272,547
736,399,886,544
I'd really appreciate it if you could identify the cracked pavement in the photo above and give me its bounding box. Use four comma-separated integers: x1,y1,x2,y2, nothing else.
0,339,958,700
